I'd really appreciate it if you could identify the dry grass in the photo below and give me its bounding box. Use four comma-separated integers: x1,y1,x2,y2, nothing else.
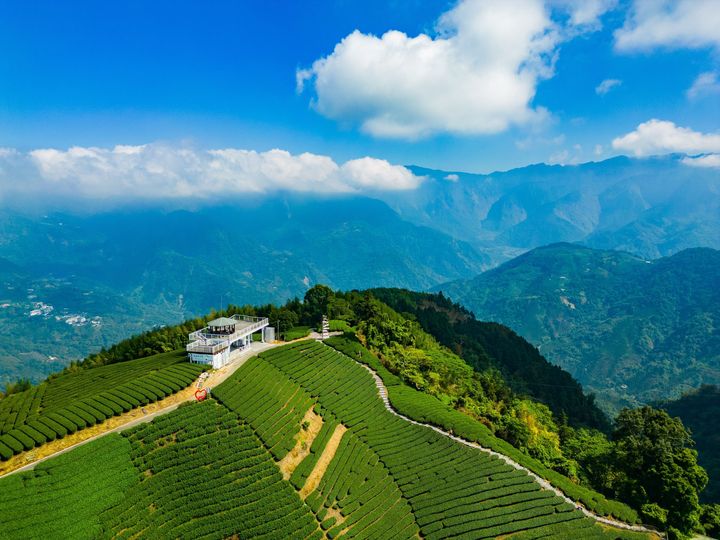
299,423,347,499
277,407,324,480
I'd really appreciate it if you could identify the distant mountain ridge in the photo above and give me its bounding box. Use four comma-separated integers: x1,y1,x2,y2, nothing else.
0,197,487,384
437,243,720,413
2,153,719,390
378,155,720,265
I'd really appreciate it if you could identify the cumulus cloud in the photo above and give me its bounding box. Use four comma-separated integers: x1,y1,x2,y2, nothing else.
682,154,720,168
687,72,720,100
612,119,720,157
595,78,622,95
0,144,423,207
297,0,563,139
615,0,720,52
443,174,460,182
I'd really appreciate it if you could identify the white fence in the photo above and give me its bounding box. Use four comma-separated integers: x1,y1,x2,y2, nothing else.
187,315,269,355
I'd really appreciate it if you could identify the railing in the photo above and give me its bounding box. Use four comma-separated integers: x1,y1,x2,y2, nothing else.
187,316,270,354
187,338,227,354
231,314,266,323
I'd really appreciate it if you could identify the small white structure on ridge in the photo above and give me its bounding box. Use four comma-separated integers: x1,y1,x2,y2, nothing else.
187,315,270,369
321,315,330,340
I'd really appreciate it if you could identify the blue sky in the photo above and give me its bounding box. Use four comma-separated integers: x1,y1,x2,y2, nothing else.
0,0,718,200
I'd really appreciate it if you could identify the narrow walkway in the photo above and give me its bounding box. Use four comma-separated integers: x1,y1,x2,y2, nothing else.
356,361,662,538
0,341,278,480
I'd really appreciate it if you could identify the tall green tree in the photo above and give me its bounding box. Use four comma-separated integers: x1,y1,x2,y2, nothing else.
303,284,334,325
610,407,707,536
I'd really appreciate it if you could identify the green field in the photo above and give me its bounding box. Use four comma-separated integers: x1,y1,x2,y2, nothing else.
284,325,313,340
326,335,639,524
0,350,204,461
0,342,655,539
216,341,652,540
0,434,136,538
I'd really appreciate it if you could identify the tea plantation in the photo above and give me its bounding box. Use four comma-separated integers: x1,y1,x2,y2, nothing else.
0,342,657,539
0,350,204,461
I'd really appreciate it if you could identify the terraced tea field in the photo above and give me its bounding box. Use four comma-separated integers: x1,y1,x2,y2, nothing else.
0,341,657,539
0,351,204,461
214,341,655,540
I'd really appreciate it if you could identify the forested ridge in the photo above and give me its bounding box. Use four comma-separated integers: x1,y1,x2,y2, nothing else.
1,285,715,538
439,244,720,414
370,287,609,431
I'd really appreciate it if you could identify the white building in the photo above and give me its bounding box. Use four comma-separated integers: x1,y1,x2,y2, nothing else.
187,314,271,369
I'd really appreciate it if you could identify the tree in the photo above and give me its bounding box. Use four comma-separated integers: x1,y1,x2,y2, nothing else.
303,285,334,325
610,407,708,535
701,504,720,537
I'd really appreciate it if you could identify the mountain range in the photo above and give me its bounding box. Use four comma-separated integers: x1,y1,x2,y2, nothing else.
380,155,720,266
438,243,720,414
0,198,485,385
1,154,718,389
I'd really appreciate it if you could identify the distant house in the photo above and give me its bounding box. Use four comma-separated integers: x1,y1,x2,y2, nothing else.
187,315,271,369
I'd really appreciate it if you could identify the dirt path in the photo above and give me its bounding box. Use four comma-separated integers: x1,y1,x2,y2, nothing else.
0,341,278,480
299,423,347,499
354,359,663,539
277,406,323,480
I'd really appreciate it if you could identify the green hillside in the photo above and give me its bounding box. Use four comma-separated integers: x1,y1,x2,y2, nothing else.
661,386,720,503
0,341,655,540
370,287,609,430
0,285,712,538
0,350,203,461
438,244,720,414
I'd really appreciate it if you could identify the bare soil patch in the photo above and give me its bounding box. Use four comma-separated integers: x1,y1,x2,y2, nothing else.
299,423,347,499
277,406,324,480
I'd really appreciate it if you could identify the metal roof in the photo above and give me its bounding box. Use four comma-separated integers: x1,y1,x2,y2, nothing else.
207,317,237,327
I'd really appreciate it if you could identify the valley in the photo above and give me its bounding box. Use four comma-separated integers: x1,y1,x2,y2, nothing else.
438,243,720,414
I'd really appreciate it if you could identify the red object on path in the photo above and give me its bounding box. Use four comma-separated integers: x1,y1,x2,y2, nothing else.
195,388,208,401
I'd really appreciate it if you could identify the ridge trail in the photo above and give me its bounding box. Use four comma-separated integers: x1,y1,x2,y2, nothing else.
353,356,663,538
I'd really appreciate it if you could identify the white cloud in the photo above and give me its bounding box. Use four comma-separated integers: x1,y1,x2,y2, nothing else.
551,0,617,29
297,0,562,139
548,149,571,164
0,144,423,207
687,71,720,100
339,156,419,190
444,174,460,182
615,0,720,52
548,142,584,164
682,154,720,168
595,78,622,95
612,119,720,156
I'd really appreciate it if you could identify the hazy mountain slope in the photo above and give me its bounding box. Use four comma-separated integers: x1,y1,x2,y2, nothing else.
0,197,487,385
0,259,166,386
661,385,720,503
378,155,720,265
438,244,720,413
